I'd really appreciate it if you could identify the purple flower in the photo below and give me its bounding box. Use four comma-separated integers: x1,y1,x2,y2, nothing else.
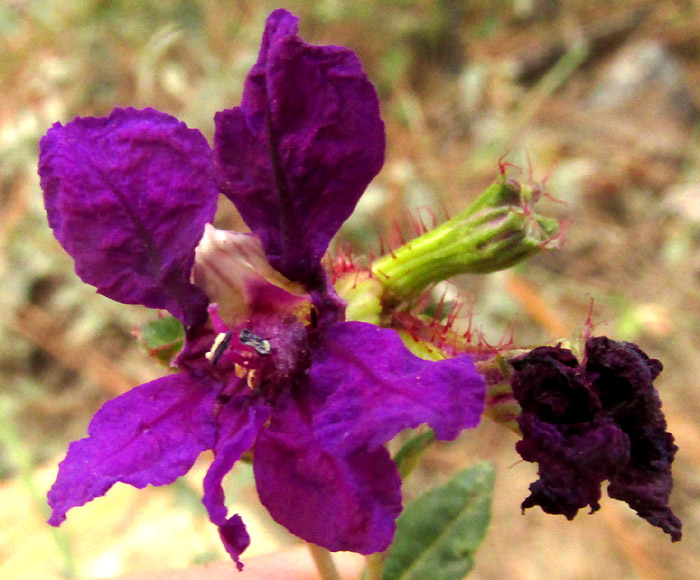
38,9,486,569
511,337,682,541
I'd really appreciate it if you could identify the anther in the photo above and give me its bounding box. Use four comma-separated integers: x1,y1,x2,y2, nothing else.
239,328,272,356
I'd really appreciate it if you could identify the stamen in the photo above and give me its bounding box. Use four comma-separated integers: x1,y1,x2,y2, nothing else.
207,331,233,365
246,369,258,390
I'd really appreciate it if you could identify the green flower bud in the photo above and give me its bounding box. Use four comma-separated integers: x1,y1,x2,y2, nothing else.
371,177,560,299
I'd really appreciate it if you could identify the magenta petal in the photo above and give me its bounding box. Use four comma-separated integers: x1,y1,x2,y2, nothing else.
48,373,218,526
39,107,218,326
202,397,270,569
214,9,385,284
254,396,402,554
310,322,486,455
218,515,250,572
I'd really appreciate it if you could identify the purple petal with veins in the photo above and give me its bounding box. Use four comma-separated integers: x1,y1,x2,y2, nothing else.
48,373,218,526
39,107,218,325
311,322,486,455
215,9,385,285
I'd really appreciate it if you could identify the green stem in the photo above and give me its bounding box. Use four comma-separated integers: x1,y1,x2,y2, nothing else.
308,543,342,580
365,552,385,580
393,430,436,479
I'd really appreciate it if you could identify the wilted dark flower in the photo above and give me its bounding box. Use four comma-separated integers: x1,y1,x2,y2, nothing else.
511,337,681,541
38,9,486,569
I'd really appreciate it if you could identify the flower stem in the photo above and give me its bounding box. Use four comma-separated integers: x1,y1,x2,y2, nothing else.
393,430,436,479
308,543,342,580
365,553,385,580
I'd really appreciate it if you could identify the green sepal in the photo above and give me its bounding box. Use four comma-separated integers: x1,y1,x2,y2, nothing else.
334,272,384,325
139,315,185,366
383,461,496,580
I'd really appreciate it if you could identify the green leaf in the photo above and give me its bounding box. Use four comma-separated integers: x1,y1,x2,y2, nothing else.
140,315,185,365
383,461,495,580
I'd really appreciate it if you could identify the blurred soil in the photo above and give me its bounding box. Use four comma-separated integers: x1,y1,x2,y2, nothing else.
1,1,699,579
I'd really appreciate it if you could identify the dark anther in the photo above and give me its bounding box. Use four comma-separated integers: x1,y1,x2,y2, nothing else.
211,331,233,365
239,328,272,355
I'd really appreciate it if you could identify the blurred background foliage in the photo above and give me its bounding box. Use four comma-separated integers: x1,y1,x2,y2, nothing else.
2,0,700,578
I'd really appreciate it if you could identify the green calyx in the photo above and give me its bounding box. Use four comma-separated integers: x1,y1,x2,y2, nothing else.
334,272,384,325
139,315,185,366
371,178,560,299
